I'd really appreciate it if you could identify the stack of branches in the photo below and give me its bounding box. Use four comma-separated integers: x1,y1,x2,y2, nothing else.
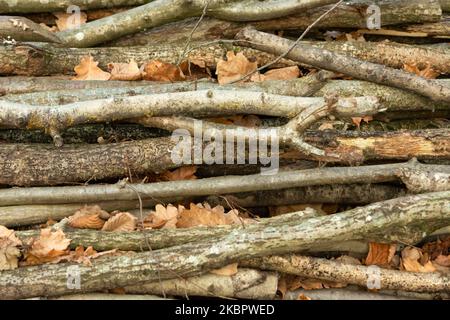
0,0,449,300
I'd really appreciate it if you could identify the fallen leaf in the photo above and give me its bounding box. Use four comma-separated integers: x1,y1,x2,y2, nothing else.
277,276,288,299
68,205,108,229
351,115,373,128
108,60,142,81
422,236,450,260
401,247,436,273
297,294,312,300
179,60,210,80
209,115,262,127
53,11,87,31
318,122,335,130
365,242,397,267
102,212,136,232
176,203,242,228
144,204,181,229
141,60,185,82
160,166,197,181
216,51,258,84
210,263,238,276
39,23,58,33
250,66,300,82
73,56,111,81
25,228,71,265
403,62,440,79
433,255,450,267
0,226,22,270
336,255,362,265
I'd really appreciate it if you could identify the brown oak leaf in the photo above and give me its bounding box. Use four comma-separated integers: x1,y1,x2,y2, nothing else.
141,60,185,82
53,11,87,31
108,60,142,81
24,228,71,265
365,242,397,267
73,56,111,81
0,226,22,271
144,204,181,229
102,212,136,232
216,51,258,85
68,205,108,229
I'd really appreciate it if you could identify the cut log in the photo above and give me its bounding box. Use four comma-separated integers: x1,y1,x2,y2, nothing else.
107,0,444,46
235,27,450,103
0,191,449,299
55,0,339,47
242,254,450,293
0,42,294,76
0,161,448,203
124,268,278,299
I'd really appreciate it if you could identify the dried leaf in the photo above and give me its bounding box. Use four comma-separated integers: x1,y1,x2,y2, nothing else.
141,60,185,82
25,228,71,265
351,115,373,128
269,204,327,217
144,204,181,229
68,205,108,229
73,56,111,81
102,212,136,232
0,226,22,270
39,23,58,33
176,203,242,228
216,51,258,84
433,255,450,267
422,236,450,259
277,276,287,299
210,263,238,276
108,60,142,81
365,242,397,267
53,11,87,31
251,66,300,82
209,115,262,127
401,247,436,273
160,166,197,181
179,60,210,80
403,62,440,79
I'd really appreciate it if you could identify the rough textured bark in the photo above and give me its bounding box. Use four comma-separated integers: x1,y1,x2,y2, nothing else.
124,268,278,299
55,0,339,47
304,129,450,164
236,28,450,103
0,137,179,186
242,255,450,293
0,16,62,42
0,42,293,76
205,184,406,208
0,161,448,204
0,191,449,299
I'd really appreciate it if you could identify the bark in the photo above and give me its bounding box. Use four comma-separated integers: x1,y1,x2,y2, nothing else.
0,184,403,227
0,137,180,186
242,254,450,293
0,161,448,204
0,16,62,43
1,72,332,105
0,191,449,299
396,16,450,38
236,28,450,103
304,129,450,164
284,289,412,300
0,91,381,145
55,0,338,47
0,199,181,227
205,184,406,208
2,78,449,113
301,40,450,75
107,0,443,46
0,42,293,76
0,0,149,13
123,268,278,299
441,0,450,12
